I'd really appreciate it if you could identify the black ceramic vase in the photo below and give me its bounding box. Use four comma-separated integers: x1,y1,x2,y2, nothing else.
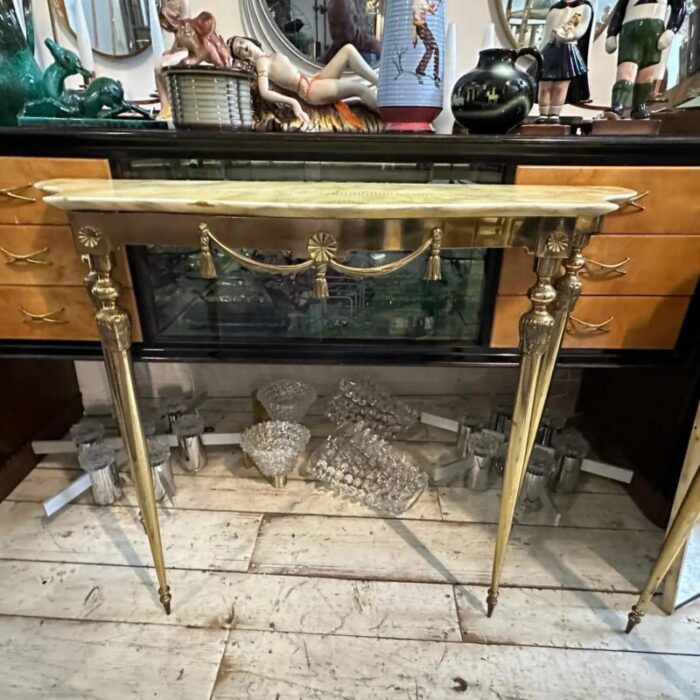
451,48,542,135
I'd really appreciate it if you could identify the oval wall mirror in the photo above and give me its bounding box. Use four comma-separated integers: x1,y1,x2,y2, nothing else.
242,0,385,71
49,0,152,58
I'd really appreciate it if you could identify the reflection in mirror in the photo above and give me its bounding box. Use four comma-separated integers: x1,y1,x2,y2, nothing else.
496,0,699,98
266,0,384,65
50,0,151,58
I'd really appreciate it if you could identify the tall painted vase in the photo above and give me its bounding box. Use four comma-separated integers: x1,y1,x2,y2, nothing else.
377,0,446,131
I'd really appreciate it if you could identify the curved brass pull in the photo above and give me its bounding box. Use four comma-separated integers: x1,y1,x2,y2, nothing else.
568,315,614,332
620,191,649,213
585,256,631,275
0,184,37,203
19,306,67,324
1,246,51,266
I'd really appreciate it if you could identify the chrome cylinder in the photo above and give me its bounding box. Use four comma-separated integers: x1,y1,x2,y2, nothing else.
520,472,548,513
148,438,175,502
174,414,208,473
178,435,206,473
463,453,493,491
78,445,121,506
553,455,582,494
456,414,484,458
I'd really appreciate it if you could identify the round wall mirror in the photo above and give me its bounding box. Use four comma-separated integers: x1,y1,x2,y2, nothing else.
49,0,152,58
243,0,385,70
493,0,699,99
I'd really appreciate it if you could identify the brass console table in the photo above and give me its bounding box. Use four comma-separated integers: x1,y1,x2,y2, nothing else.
39,178,673,631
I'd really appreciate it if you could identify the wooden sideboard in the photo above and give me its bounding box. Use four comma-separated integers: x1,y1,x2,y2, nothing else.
0,128,697,524
0,157,140,342
492,166,700,350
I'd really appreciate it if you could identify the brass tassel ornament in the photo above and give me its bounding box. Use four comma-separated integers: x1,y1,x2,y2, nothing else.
313,265,329,300
198,223,218,280
424,227,443,282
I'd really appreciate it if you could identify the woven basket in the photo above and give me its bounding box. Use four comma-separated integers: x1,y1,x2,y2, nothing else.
165,65,255,129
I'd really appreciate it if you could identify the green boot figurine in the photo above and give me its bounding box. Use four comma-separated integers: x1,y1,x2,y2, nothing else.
605,0,686,118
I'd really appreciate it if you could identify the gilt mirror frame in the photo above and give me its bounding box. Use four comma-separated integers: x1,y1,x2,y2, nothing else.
48,0,152,59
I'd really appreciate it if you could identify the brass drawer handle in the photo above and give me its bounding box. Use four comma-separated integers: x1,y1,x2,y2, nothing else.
0,184,37,204
620,191,649,213
585,256,631,275
19,306,67,324
568,315,614,333
1,246,51,266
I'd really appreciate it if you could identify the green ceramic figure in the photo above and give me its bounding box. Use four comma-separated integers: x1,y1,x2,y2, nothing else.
0,2,43,126
21,39,153,121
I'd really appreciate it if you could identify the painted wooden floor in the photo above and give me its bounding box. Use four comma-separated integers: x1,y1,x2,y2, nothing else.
1,399,699,699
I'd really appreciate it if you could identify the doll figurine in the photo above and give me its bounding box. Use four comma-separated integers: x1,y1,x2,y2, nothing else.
606,0,687,118
538,0,594,123
155,1,231,119
229,36,378,124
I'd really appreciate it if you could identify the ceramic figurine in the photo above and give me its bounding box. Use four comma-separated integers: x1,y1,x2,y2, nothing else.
21,39,152,121
156,1,231,119
0,2,43,125
377,0,446,131
159,4,230,67
606,0,687,118
538,0,594,123
229,36,378,125
451,48,542,134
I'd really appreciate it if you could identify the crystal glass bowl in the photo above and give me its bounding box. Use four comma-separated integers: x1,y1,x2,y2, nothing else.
241,421,311,486
307,421,428,515
257,380,317,422
324,376,418,438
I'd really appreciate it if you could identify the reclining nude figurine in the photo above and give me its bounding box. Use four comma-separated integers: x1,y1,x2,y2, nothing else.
229,36,378,125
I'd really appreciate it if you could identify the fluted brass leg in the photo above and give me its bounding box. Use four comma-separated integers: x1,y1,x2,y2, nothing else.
626,466,700,633
524,232,588,465
88,253,172,615
487,255,559,617
85,257,147,521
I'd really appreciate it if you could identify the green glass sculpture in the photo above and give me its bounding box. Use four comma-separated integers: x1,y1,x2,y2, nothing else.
0,1,43,126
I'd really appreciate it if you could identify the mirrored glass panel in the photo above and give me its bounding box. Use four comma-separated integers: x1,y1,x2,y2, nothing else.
50,0,151,57
265,0,385,65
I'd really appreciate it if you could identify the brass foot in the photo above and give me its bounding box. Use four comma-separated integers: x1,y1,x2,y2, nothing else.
159,586,172,615
625,606,643,634
272,474,288,489
486,589,499,618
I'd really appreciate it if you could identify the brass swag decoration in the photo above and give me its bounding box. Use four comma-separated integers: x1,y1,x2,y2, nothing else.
197,223,444,298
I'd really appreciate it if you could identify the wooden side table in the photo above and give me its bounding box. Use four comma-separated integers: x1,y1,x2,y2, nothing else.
38,178,635,621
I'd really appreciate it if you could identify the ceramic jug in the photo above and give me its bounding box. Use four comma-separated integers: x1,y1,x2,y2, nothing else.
377,0,446,131
451,47,542,134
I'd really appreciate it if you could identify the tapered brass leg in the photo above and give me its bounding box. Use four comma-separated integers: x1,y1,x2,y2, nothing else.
524,232,588,464
626,465,700,633
487,255,559,617
88,253,172,615
85,257,148,527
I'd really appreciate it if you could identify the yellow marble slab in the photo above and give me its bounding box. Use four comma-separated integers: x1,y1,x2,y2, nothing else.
37,179,636,220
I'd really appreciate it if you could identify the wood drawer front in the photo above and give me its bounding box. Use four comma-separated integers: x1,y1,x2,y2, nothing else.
491,296,690,349
499,235,700,297
0,157,110,226
0,287,141,342
516,166,700,234
0,226,131,288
